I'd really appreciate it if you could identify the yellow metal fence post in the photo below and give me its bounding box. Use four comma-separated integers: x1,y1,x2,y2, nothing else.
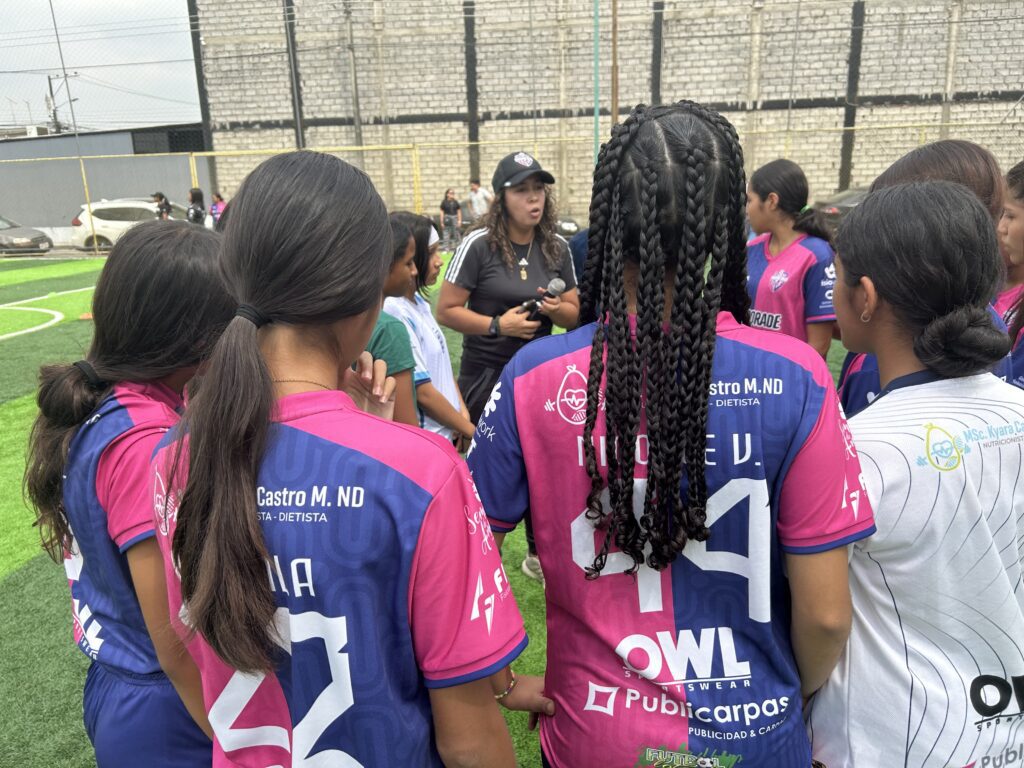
77,157,99,255
188,153,199,189
412,145,423,215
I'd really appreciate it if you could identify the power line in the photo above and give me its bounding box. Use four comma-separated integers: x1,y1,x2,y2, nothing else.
75,74,197,106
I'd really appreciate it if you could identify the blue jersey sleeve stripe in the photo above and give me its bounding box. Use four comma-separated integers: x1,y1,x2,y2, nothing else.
806,313,837,323
422,634,529,688
781,524,876,554
413,371,432,384
117,529,157,553
487,517,516,533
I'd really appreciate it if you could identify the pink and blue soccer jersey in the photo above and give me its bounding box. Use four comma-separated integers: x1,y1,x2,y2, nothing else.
839,305,1016,414
63,381,183,673
152,390,526,768
994,283,1024,326
62,381,211,766
467,313,875,767
745,233,835,341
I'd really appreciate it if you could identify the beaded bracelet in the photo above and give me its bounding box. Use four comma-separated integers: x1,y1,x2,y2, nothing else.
494,669,517,701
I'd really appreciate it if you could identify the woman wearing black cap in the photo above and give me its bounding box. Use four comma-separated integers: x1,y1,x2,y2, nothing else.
438,151,579,584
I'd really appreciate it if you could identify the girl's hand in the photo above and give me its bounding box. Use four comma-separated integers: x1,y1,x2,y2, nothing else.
498,673,555,730
341,351,396,420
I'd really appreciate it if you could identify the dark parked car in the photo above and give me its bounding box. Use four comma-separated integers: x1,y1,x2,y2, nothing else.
813,188,869,235
0,214,52,254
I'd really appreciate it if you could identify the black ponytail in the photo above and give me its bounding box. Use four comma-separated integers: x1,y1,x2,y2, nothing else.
580,101,747,575
171,151,390,673
838,181,1009,378
25,221,233,562
750,158,832,245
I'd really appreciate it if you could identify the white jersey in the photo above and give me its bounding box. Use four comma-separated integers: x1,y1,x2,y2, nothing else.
809,372,1024,768
384,295,460,440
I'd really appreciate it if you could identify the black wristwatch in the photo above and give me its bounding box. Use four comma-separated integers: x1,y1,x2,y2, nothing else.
488,315,501,337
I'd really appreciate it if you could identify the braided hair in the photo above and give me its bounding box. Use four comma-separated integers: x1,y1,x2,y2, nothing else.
579,101,749,575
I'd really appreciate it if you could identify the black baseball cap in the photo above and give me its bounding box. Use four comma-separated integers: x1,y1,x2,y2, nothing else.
492,152,555,191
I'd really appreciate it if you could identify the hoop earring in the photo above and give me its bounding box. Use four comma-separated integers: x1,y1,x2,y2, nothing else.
860,311,871,323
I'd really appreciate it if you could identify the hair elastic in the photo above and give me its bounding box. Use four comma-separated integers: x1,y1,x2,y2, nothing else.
799,204,812,214
235,304,271,328
73,360,106,389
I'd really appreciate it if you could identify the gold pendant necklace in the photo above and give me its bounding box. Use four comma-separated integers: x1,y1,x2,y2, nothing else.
519,239,533,281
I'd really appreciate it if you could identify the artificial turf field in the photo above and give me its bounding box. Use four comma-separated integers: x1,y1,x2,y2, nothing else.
0,253,847,767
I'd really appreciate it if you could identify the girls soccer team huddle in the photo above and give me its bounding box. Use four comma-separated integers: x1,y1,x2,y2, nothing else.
25,100,1024,768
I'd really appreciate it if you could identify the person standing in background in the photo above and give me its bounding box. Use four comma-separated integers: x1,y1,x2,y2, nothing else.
366,217,422,427
151,192,171,220
185,188,206,226
745,159,836,357
385,212,476,449
468,178,493,221
439,188,462,250
438,151,579,585
208,193,226,225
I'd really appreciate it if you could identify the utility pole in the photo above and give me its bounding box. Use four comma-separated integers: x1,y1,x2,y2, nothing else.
343,0,364,164
46,74,62,132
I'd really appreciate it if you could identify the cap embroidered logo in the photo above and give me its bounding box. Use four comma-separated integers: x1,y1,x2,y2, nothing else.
514,152,534,167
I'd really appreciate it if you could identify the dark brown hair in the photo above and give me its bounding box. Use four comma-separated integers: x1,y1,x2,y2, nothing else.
391,211,437,296
871,139,1004,221
475,177,562,272
25,221,233,561
170,151,390,673
579,101,749,575
750,158,833,244
838,181,1009,377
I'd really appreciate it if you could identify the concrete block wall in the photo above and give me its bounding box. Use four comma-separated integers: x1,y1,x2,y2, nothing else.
196,0,1024,215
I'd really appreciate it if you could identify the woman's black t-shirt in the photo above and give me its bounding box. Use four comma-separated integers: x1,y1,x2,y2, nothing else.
444,229,577,368
440,199,461,216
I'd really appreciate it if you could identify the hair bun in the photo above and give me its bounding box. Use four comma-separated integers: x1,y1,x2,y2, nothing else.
913,305,1011,378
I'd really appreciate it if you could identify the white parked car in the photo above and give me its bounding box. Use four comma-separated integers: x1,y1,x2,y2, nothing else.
70,198,188,249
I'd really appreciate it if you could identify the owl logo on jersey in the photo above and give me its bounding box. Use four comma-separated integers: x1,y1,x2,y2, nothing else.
924,422,962,471
769,269,790,292
825,263,836,280
555,364,588,425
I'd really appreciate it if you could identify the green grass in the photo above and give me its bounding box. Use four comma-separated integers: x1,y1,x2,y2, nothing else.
0,554,92,768
1,254,850,768
0,394,45,578
0,258,103,289
0,273,101,307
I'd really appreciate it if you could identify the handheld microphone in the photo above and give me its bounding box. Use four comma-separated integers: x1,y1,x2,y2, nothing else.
523,277,567,320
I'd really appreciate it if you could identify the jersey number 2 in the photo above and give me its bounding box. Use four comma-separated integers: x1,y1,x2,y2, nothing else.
209,608,361,767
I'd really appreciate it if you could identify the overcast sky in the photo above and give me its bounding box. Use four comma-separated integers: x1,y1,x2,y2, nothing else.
0,0,200,131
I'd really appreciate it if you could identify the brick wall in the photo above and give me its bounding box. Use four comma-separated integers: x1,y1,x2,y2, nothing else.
196,0,1024,218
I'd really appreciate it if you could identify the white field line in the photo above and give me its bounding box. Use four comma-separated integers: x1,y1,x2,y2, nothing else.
0,285,95,341
0,306,65,341
0,285,95,308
